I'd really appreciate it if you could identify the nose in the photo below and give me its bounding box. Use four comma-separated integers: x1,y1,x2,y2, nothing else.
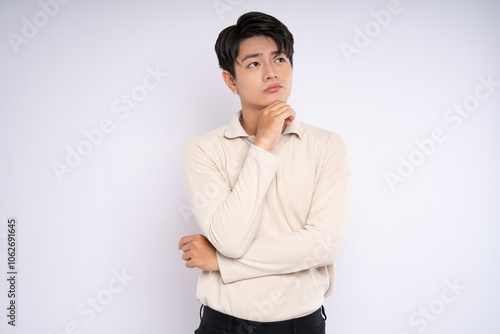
262,61,278,80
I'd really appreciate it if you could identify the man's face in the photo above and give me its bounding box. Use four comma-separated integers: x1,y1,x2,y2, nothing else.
227,35,293,111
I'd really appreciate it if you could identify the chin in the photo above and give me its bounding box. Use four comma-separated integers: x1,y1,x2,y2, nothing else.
269,93,289,103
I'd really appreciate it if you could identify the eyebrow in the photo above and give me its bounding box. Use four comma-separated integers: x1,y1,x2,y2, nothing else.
239,50,281,64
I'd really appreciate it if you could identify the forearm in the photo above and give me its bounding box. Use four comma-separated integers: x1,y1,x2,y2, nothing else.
217,207,351,283
183,141,281,258
218,136,353,283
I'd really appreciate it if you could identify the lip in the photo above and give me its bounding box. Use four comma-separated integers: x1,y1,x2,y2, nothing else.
264,84,282,93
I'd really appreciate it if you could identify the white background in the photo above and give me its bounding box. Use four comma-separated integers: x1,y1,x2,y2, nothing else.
1,0,499,333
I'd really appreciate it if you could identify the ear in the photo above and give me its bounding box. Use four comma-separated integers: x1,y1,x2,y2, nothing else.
222,70,238,94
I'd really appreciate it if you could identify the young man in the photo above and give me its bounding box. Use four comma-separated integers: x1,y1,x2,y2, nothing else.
178,11,353,334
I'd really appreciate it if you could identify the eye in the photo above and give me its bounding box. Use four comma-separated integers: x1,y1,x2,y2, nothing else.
276,57,286,63
248,62,259,68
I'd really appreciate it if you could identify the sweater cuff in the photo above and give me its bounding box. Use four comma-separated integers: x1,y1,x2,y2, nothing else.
216,251,234,284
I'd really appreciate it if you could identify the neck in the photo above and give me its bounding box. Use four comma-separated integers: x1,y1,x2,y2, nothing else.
240,107,259,136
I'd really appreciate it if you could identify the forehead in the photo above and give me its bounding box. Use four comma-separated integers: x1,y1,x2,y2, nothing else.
238,36,278,59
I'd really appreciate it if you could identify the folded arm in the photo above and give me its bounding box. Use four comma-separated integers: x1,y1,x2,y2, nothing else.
217,134,353,283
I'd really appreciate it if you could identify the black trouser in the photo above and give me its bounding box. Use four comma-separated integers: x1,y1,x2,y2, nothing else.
194,304,327,334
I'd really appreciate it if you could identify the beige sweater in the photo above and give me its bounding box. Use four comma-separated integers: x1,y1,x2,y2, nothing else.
182,110,353,322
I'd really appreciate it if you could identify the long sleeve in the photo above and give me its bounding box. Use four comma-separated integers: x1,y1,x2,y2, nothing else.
217,134,353,284
182,136,281,258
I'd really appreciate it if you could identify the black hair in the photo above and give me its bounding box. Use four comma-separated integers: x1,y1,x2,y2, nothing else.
214,11,294,78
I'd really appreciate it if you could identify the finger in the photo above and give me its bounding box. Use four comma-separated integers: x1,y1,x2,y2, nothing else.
274,106,295,120
182,251,192,262
285,110,296,122
268,103,290,115
178,236,187,250
263,101,287,113
178,235,194,250
182,243,192,252
185,259,195,269
267,100,286,109
270,103,293,115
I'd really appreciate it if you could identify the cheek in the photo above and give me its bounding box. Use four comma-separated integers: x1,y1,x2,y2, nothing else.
237,78,256,94
281,67,292,81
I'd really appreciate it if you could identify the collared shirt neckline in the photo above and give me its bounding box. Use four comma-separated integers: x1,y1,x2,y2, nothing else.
224,110,302,140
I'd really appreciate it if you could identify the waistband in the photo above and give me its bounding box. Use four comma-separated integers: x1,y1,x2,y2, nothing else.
200,304,326,333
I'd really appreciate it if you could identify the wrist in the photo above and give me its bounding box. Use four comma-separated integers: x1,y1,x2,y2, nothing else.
253,138,272,152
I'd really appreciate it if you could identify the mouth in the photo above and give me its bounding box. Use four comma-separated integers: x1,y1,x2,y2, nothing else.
264,84,282,93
